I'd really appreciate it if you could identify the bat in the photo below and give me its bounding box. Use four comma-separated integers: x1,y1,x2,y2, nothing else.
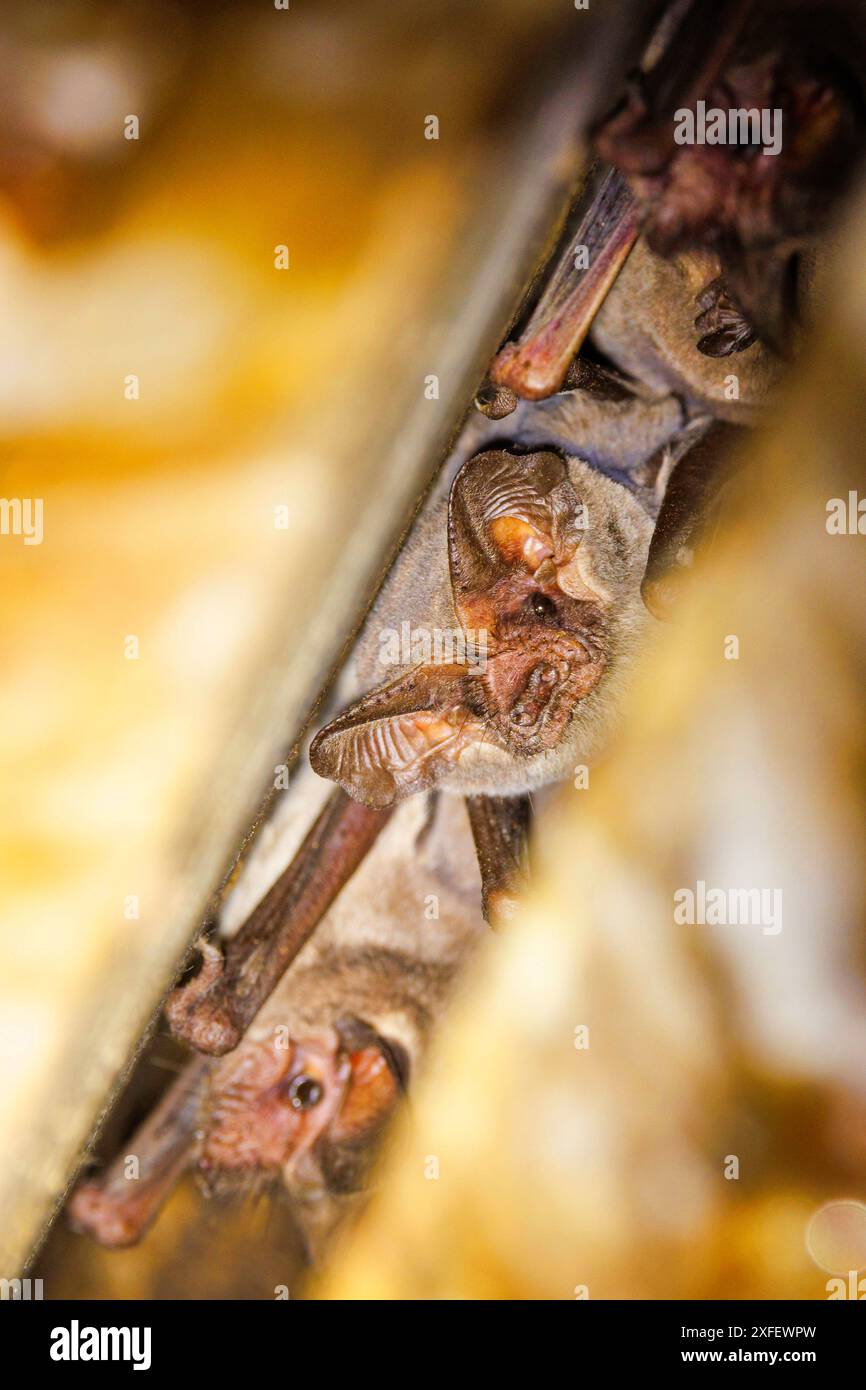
69,790,486,1255
486,0,760,404
165,432,660,1056
486,0,865,583
594,0,866,355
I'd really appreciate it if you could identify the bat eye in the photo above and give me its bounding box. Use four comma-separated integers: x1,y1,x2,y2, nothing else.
528,592,557,621
288,1074,324,1111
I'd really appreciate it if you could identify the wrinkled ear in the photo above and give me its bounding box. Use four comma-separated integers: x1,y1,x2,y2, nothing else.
335,1015,410,1093
312,450,586,806
448,449,579,612
310,662,486,808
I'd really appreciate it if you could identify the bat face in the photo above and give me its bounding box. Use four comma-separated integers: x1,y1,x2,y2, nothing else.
197,1011,405,1202
193,914,442,1207
68,993,411,1253
450,450,605,753
311,449,654,806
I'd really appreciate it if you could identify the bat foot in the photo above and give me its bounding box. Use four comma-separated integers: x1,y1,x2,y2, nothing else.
475,379,518,419
165,942,243,1056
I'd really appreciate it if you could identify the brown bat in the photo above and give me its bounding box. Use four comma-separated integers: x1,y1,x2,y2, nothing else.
487,0,761,404
595,0,866,354
489,0,863,416
164,436,659,1056
70,791,486,1254
486,0,864,613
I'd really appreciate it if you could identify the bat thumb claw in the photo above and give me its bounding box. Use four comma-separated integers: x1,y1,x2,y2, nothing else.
165,944,243,1055
165,991,243,1056
67,1182,151,1248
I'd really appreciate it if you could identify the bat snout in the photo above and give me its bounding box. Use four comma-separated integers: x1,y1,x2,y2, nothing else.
198,1033,349,1181
483,628,604,752
197,1019,406,1204
509,659,561,732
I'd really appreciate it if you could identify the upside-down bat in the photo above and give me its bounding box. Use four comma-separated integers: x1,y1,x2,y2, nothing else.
501,0,866,391
70,790,486,1254
161,420,664,1060
489,0,864,580
594,0,866,355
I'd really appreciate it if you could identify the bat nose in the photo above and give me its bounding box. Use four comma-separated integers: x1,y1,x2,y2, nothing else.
511,661,559,727
510,707,535,726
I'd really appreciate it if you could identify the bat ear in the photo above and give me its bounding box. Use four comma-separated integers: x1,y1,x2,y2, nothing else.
310,662,485,808
448,450,578,608
312,451,584,805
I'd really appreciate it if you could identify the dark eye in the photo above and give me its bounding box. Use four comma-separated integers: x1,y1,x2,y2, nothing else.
528,592,557,621
288,1074,324,1110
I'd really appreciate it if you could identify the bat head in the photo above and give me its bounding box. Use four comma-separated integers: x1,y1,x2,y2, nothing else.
67,797,477,1256
196,1012,408,1203
192,937,449,1260
595,19,866,356
65,1016,407,1254
311,448,653,804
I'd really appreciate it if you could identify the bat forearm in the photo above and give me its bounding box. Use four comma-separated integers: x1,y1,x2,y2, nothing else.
165,790,393,1056
67,1056,210,1247
490,166,639,401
